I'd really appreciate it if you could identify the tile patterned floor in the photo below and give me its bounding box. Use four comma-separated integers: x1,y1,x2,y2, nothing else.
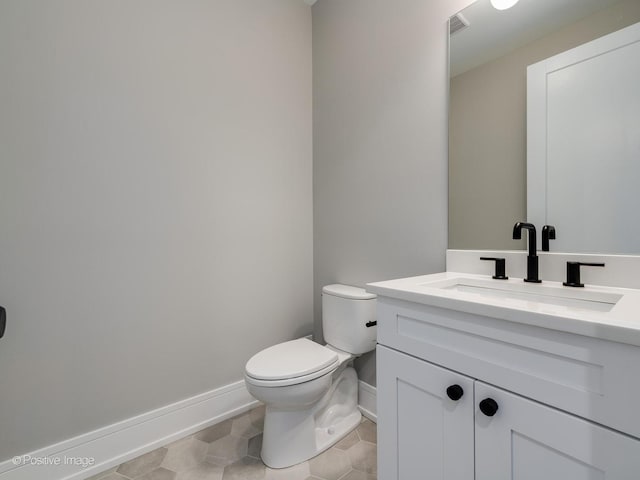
87,405,377,480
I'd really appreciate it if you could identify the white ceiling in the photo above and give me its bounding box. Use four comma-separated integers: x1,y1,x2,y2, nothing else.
450,0,626,77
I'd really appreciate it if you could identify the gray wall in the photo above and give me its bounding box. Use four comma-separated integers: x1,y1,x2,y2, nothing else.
312,0,472,385
0,0,312,460
449,0,640,250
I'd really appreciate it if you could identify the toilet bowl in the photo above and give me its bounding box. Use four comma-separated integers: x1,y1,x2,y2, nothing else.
245,338,359,468
244,284,377,469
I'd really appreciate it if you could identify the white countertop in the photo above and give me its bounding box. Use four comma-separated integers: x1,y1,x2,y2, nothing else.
367,272,640,347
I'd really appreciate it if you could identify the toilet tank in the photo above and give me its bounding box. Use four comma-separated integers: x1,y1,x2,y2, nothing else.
322,284,377,355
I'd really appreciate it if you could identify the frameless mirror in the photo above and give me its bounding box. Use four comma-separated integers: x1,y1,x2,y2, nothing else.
448,0,640,253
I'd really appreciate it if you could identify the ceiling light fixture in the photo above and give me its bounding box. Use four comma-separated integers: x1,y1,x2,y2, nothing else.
490,0,520,10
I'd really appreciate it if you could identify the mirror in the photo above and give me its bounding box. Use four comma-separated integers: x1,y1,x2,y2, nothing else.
448,0,640,253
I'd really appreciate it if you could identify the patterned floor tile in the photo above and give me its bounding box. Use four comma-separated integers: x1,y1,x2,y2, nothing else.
264,461,310,479
175,461,224,480
340,470,377,480
101,407,376,480
230,411,262,438
222,456,266,480
356,420,377,444
89,474,127,480
207,434,249,466
136,467,177,480
193,419,233,444
247,433,263,459
334,431,360,451
347,442,377,475
162,437,208,472
85,467,118,480
116,448,167,478
308,448,351,480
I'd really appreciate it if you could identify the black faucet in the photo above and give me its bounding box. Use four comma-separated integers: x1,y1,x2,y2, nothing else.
513,222,541,283
563,262,605,287
542,225,556,252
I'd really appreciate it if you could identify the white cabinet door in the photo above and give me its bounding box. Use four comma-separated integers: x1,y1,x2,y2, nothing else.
377,345,474,480
475,382,640,480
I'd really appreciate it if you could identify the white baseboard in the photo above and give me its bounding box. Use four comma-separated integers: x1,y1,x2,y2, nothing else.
1,378,377,480
358,381,377,423
0,380,258,480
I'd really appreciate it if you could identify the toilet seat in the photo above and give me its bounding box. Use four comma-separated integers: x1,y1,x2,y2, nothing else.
245,338,339,388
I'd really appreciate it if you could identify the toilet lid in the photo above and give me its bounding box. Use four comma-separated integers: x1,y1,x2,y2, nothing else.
245,338,339,381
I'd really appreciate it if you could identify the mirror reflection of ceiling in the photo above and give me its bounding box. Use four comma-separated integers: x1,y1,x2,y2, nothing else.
450,0,625,77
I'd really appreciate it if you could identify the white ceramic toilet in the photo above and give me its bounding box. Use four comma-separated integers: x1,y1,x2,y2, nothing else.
244,284,377,469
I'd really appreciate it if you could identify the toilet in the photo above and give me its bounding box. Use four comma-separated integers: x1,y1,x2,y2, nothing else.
244,284,377,469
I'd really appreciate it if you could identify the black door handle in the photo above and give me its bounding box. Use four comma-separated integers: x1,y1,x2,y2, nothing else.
365,320,377,328
479,398,499,417
0,306,5,339
446,384,464,401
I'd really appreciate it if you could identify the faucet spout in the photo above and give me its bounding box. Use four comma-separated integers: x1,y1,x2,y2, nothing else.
512,222,541,283
512,222,537,256
542,225,556,252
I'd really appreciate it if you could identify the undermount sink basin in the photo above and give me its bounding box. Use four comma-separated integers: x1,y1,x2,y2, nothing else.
423,277,622,312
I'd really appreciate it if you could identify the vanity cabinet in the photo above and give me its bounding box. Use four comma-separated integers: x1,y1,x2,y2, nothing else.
377,345,474,480
376,297,640,480
475,382,640,480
